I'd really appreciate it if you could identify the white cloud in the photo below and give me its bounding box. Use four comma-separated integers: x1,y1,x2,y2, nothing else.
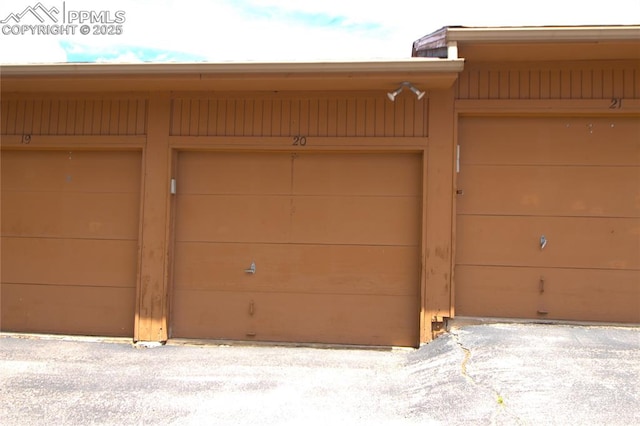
94,51,144,63
100,0,640,60
0,36,67,63
1,0,639,63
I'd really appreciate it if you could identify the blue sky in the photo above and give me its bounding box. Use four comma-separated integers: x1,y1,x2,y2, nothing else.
1,0,639,63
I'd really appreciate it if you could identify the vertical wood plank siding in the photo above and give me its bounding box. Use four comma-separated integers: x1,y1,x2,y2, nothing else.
170,94,429,137
0,98,147,135
456,61,639,100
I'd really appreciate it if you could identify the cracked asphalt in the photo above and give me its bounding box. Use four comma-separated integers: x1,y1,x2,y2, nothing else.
1,323,639,425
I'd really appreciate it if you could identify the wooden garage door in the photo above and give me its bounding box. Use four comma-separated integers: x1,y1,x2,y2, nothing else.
171,151,421,346
456,116,640,323
1,150,141,336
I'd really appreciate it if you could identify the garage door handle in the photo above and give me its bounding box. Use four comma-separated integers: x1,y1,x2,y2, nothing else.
244,262,256,274
540,235,547,250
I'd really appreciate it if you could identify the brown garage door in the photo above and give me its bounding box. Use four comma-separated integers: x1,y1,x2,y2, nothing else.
456,116,640,322
171,151,421,346
1,150,141,336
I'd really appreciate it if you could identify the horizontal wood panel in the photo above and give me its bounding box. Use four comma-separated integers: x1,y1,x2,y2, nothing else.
171,291,419,346
457,165,640,217
293,153,422,196
1,283,135,336
175,195,291,243
177,151,291,195
176,195,420,246
170,94,428,138
173,242,419,296
1,191,140,239
1,150,142,193
456,216,640,270
455,99,640,115
0,98,147,136
0,135,145,148
170,136,428,149
459,117,640,166
291,196,420,246
177,151,421,196
2,237,138,287
455,266,640,323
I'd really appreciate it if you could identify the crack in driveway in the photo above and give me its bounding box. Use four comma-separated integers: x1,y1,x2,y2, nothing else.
451,330,474,383
449,329,526,425
3,324,638,425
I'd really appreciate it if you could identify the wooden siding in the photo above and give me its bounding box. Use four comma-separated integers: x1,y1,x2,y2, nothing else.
455,266,639,322
170,93,429,137
455,116,640,323
1,98,147,135
457,61,640,100
171,151,422,346
1,150,142,336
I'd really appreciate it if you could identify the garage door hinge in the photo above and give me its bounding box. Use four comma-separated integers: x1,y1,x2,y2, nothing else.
170,178,177,195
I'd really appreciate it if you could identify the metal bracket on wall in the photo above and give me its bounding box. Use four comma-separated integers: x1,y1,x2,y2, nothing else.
244,261,256,274
540,235,548,250
537,276,548,315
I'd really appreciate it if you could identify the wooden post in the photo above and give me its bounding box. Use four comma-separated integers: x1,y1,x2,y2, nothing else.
422,87,455,343
135,93,171,342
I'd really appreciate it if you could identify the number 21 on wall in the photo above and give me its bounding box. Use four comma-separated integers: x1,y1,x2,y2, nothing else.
609,98,622,109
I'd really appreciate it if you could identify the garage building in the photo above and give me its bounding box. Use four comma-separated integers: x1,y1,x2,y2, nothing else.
1,25,638,346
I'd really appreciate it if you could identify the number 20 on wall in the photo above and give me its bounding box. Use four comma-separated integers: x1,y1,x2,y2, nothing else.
292,136,307,146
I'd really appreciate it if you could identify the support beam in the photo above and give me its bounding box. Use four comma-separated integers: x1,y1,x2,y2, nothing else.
422,87,456,342
135,93,171,342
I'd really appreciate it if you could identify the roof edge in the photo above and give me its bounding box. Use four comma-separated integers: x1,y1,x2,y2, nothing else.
447,25,640,42
413,25,640,53
0,58,465,77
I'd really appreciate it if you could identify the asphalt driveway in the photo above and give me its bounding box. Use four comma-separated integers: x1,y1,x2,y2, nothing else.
1,322,638,425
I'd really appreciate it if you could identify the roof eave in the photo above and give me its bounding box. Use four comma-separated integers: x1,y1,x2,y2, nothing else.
0,59,465,93
0,59,464,77
444,25,640,43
